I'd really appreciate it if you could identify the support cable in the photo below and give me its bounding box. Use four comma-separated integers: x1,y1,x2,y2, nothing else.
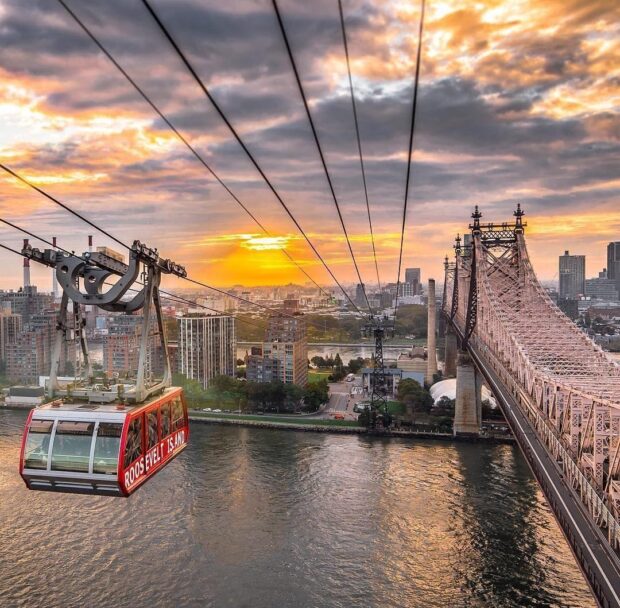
0,223,266,331
139,0,362,313
393,0,425,322
0,172,328,330
55,0,330,299
337,0,381,293
0,162,130,251
271,0,372,315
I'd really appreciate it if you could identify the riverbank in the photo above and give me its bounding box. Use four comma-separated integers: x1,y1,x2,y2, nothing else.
237,341,419,348
188,413,515,444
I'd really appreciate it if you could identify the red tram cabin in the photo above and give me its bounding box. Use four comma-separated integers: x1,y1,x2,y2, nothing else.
19,387,189,497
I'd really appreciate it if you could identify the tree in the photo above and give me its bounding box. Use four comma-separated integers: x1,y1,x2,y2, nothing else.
270,381,287,412
172,372,208,406
236,358,245,366
434,396,455,416
334,353,344,371
210,374,240,394
347,357,365,374
329,368,347,382
397,378,433,424
284,383,304,412
311,355,327,368
303,380,329,412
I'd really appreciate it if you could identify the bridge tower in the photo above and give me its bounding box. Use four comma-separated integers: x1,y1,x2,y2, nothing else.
453,350,482,435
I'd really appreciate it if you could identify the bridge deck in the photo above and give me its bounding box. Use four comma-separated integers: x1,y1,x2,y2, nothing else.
470,345,620,608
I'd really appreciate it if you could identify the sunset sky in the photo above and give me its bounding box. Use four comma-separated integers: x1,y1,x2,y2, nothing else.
0,0,618,292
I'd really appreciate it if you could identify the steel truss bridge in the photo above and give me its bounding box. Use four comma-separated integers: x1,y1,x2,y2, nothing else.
443,205,620,606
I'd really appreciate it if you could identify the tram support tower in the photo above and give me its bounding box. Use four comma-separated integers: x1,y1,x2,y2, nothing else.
22,240,186,403
363,315,394,427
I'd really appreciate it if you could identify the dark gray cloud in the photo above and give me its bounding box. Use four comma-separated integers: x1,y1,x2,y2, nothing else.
0,0,617,286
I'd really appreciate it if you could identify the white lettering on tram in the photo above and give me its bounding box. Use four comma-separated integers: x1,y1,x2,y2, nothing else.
124,429,186,489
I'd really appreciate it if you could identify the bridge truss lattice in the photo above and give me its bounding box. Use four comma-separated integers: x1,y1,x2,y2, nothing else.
443,206,620,543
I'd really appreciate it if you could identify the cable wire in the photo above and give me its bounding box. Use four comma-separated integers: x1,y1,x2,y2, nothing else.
393,0,425,321
55,0,331,299
272,0,372,314
0,218,73,255
0,162,130,251
0,242,23,257
337,0,381,293
0,174,329,331
0,224,266,331
139,0,362,313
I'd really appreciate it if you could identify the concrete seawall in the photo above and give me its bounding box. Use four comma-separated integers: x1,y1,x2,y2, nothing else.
188,415,515,444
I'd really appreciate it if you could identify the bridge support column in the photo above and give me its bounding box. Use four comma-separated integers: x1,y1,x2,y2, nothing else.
425,279,438,386
444,328,457,378
454,350,481,436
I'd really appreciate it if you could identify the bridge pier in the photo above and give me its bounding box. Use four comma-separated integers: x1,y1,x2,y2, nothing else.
444,328,457,378
425,279,438,386
453,350,481,436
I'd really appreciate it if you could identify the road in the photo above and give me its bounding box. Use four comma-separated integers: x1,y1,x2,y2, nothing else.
306,380,364,421
471,345,620,608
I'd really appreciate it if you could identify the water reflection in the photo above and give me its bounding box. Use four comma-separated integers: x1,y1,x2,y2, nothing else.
0,410,594,608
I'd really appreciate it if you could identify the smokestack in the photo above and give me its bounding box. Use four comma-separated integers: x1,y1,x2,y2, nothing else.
425,279,438,386
52,237,58,297
88,234,93,253
23,238,31,288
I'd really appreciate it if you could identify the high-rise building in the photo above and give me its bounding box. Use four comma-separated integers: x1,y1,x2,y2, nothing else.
559,250,585,299
398,282,415,297
0,286,54,324
103,315,142,375
0,311,22,365
404,268,421,295
585,269,619,302
6,328,47,383
245,346,281,383
254,313,308,386
608,242,620,293
355,283,366,306
178,314,236,389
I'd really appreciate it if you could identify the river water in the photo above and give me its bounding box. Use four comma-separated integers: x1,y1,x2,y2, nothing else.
0,408,594,608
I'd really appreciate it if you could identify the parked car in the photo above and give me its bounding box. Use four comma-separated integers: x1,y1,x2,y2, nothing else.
333,414,345,420
202,408,212,412
213,408,222,413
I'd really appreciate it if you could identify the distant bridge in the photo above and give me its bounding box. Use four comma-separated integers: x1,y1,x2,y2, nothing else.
441,205,620,607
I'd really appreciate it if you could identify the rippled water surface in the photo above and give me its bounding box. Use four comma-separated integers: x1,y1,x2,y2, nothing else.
0,409,594,607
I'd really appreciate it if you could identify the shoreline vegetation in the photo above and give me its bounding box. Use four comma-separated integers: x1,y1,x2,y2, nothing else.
234,305,428,343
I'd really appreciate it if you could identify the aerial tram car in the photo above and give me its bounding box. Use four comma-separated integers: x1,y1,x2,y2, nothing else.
19,241,189,496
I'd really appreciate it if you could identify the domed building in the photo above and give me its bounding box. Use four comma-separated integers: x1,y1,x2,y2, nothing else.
429,378,496,406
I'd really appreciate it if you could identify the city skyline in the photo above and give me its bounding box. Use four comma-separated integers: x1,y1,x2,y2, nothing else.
0,0,618,289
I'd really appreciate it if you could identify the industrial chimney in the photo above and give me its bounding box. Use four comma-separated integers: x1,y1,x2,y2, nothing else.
23,238,30,288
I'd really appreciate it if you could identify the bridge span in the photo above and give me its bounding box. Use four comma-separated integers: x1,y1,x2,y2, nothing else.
441,205,620,607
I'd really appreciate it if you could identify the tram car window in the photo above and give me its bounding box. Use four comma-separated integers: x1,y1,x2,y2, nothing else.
147,411,158,450
171,398,185,432
93,423,122,475
123,418,143,468
160,403,171,439
24,419,54,470
51,421,94,473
